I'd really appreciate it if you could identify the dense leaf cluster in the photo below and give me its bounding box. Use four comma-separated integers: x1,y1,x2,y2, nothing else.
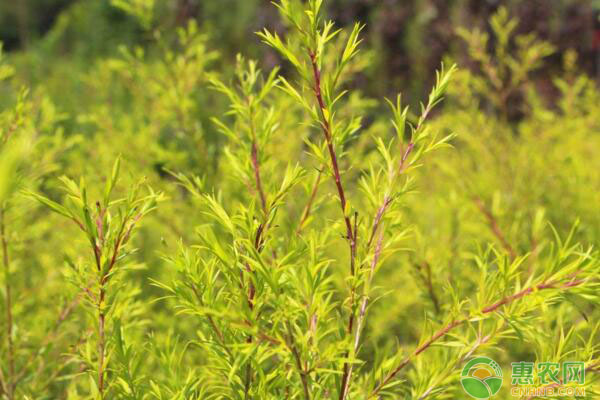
0,1,599,399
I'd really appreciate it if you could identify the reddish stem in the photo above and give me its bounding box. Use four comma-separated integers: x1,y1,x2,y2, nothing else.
371,277,585,396
243,167,268,398
95,208,137,399
297,170,322,234
13,290,81,386
309,52,354,246
287,323,311,400
308,51,358,400
481,279,583,313
473,197,517,260
97,288,106,398
251,139,267,215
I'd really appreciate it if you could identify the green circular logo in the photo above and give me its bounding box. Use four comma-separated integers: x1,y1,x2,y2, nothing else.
461,356,503,399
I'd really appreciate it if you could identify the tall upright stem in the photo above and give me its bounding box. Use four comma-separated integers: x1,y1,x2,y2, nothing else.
243,104,269,399
308,53,354,248
286,322,311,400
97,286,106,398
92,208,132,399
249,108,267,216
307,51,357,400
1,207,15,400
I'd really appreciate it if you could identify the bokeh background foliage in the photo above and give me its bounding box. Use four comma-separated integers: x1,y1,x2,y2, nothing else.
0,0,600,399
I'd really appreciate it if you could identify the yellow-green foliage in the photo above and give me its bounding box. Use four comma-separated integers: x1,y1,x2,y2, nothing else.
0,2,599,400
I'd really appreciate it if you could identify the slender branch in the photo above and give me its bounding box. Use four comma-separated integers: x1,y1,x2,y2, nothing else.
339,213,360,399
398,142,415,174
14,289,82,385
83,285,98,303
308,52,355,247
241,95,275,397
1,207,15,400
480,278,583,314
252,110,316,394
190,283,233,359
418,332,495,400
1,113,20,145
244,361,252,400
251,140,267,215
372,318,467,396
296,170,322,234
354,225,383,351
356,229,384,349
417,262,441,314
307,50,359,400
249,106,268,216
95,210,139,397
32,330,89,394
473,196,517,260
366,137,416,251
106,214,137,279
97,286,106,398
95,207,134,399
338,67,447,397
95,212,107,399
371,277,586,396
286,322,311,400
242,222,265,399
339,117,418,399
243,163,269,399
343,226,385,397
367,196,391,248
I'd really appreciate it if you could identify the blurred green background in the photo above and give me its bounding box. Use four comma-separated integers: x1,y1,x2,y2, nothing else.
1,1,600,398
2,0,599,108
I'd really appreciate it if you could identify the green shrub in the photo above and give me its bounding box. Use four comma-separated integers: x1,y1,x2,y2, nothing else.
0,1,599,399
